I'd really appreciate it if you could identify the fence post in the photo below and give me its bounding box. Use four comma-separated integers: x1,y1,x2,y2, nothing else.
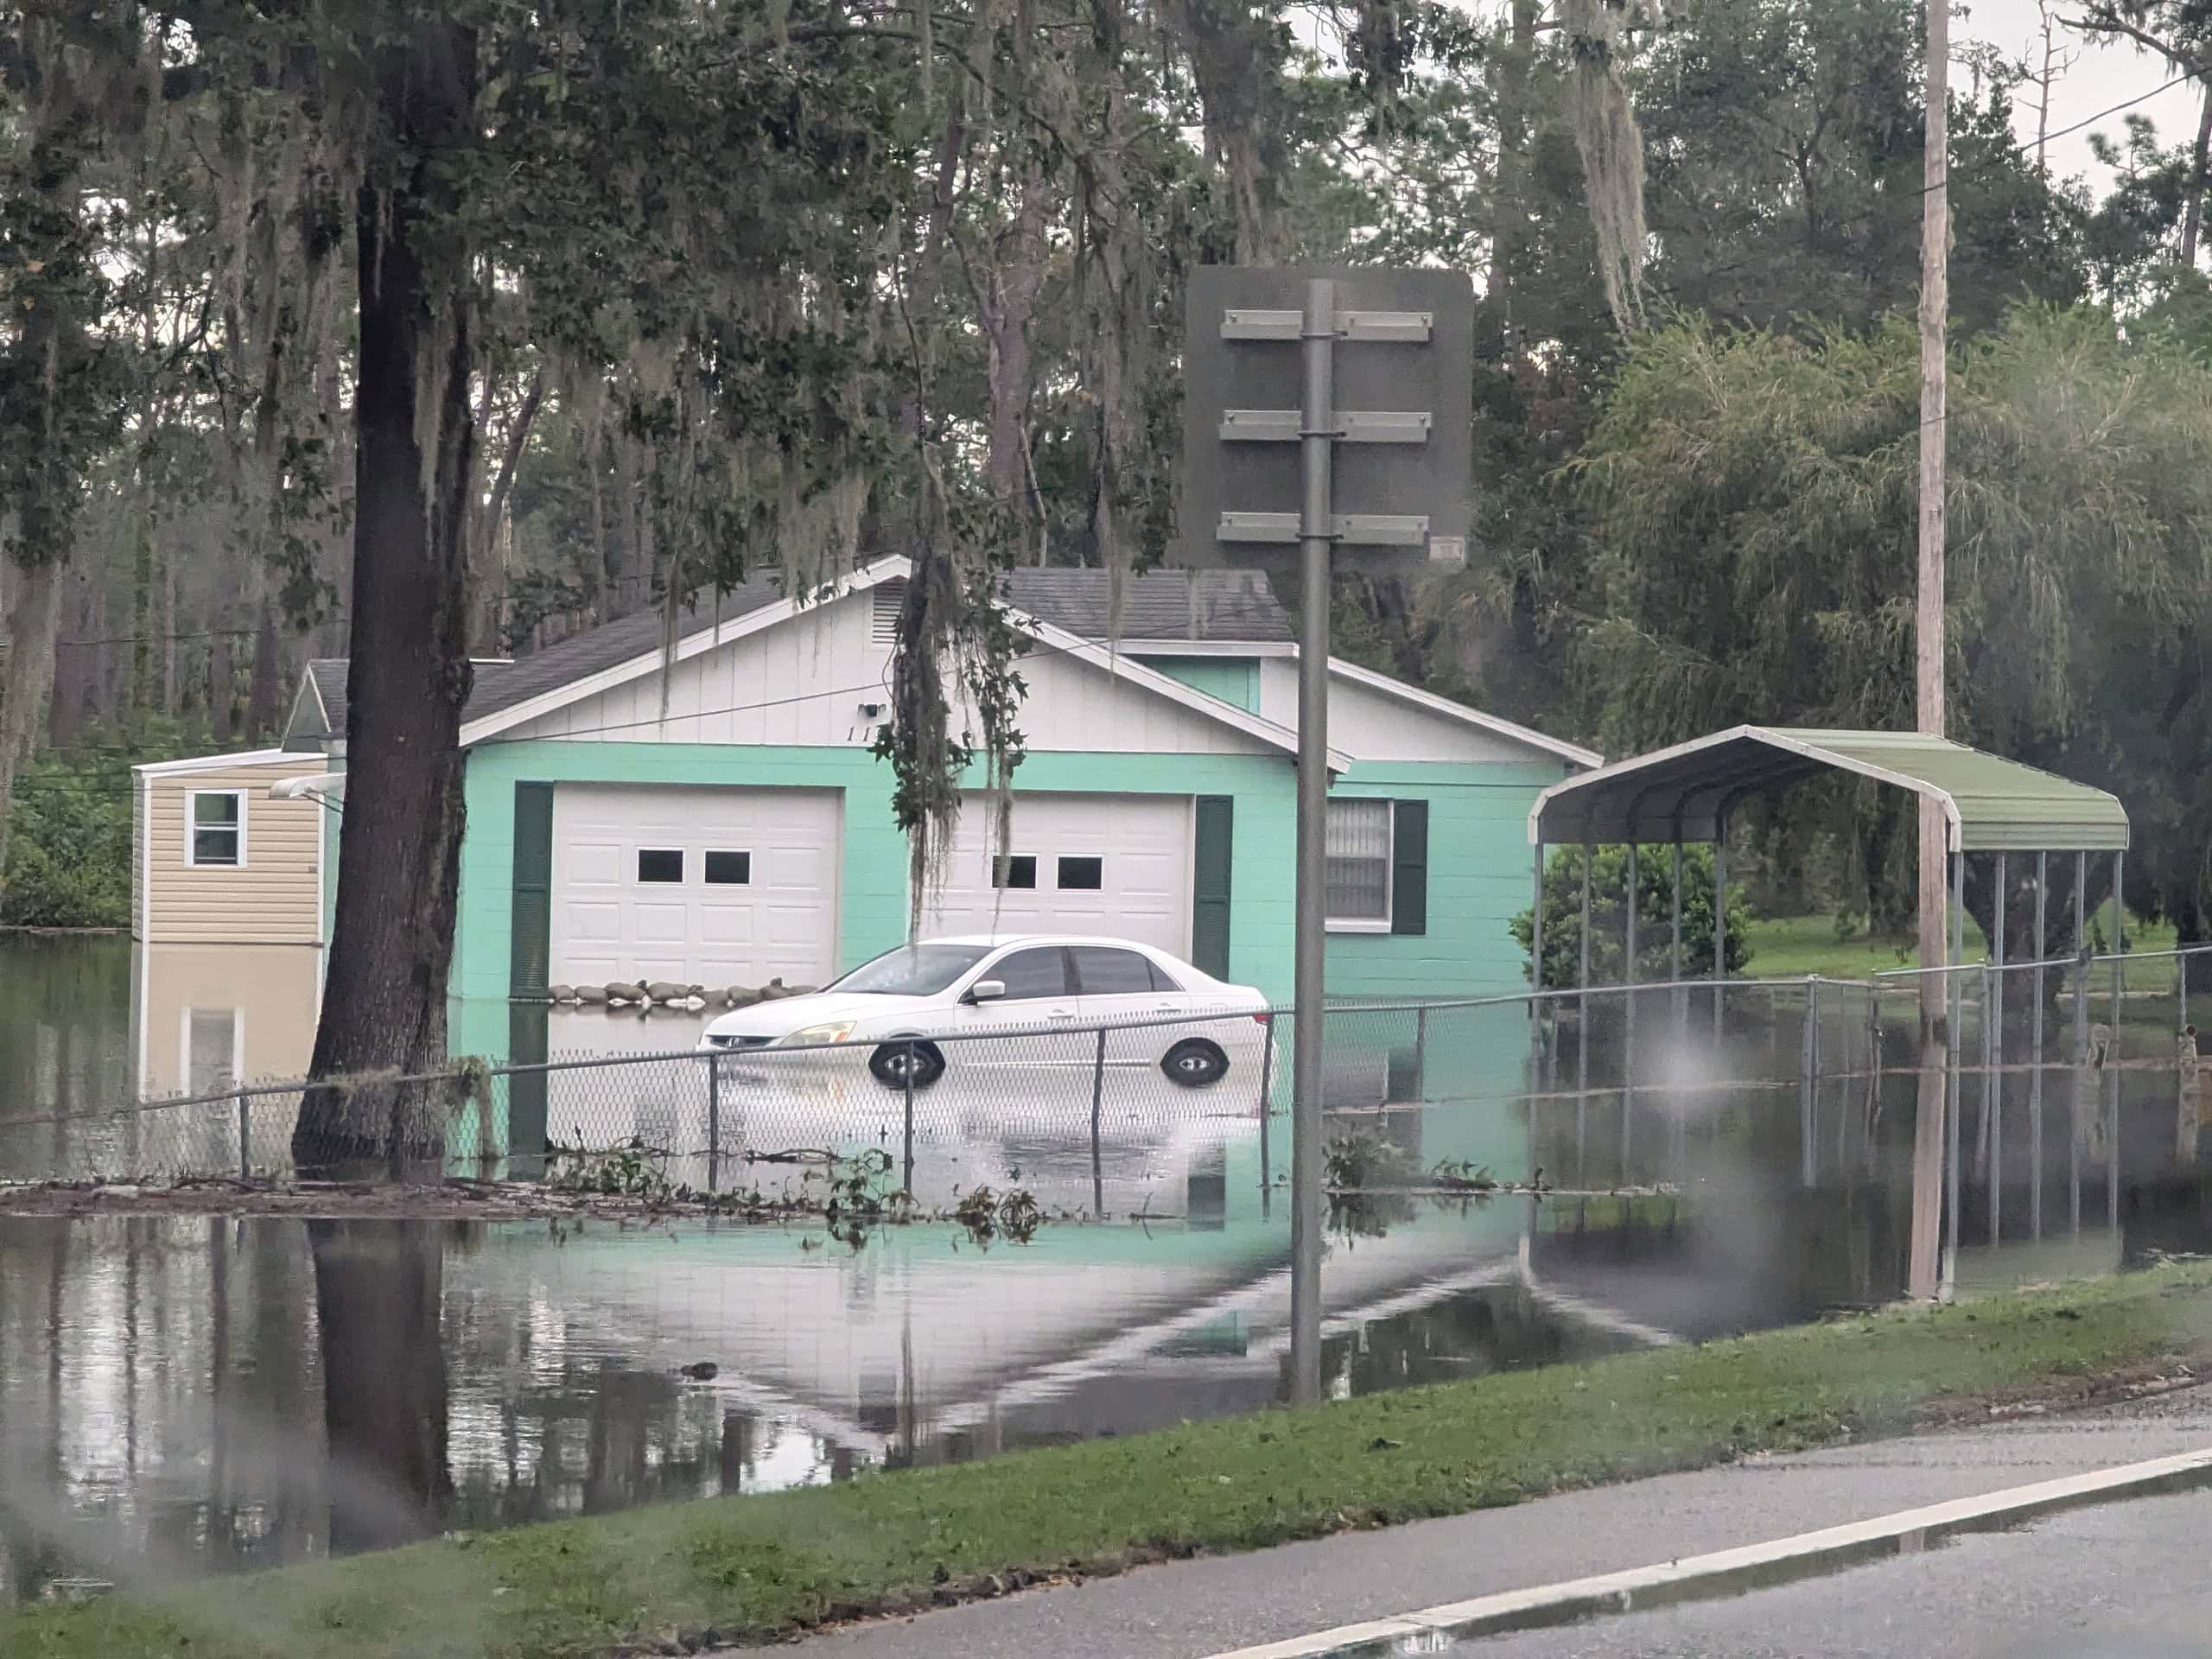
902,1041,917,1197
238,1087,251,1181
1258,1014,1275,1208
1090,1026,1107,1217
1414,1004,1428,1106
706,1052,721,1194
1800,978,1818,1188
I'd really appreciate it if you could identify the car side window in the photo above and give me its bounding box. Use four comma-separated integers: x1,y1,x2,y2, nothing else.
990,947,1070,1001
1146,957,1184,994
1071,947,1157,995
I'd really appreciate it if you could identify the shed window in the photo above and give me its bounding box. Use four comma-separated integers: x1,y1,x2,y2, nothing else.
1325,799,1391,926
637,849,684,884
186,791,245,868
992,855,1038,890
703,851,751,886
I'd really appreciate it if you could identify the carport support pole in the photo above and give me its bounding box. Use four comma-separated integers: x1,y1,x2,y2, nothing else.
2073,851,2088,1237
1577,835,1592,1174
1529,841,1546,1103
1991,849,2006,1246
2108,849,2125,1236
2031,852,2046,1241
1287,275,1337,1408
1624,841,1637,1165
1947,849,1965,1279
1713,828,1728,1043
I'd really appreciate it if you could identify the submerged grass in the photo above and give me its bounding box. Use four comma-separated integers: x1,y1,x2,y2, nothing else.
10,1264,2212,1658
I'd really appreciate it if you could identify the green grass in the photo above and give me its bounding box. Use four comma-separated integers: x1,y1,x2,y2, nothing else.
10,1265,2212,1658
1742,911,2182,984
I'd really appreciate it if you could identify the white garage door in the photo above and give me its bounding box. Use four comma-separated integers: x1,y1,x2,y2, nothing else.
922,791,1192,957
550,784,841,988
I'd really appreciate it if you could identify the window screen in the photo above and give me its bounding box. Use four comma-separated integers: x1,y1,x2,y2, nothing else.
637,849,684,883
1071,947,1155,995
991,947,1070,1000
992,855,1037,890
1056,855,1104,891
703,851,751,885
189,792,243,867
1325,799,1391,922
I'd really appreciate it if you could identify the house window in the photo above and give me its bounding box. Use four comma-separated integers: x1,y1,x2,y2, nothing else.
703,851,752,886
186,791,245,868
1325,799,1392,927
992,855,1038,891
637,849,684,883
1056,855,1104,891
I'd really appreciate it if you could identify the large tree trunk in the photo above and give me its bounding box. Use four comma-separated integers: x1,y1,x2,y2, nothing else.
296,23,480,1180
0,556,66,883
308,1220,452,1551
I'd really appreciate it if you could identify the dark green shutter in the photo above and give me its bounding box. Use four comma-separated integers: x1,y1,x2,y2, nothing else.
1192,795,1234,978
1390,799,1428,937
510,782,554,996
507,1001,550,1165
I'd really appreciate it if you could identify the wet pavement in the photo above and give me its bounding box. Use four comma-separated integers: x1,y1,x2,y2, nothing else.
781,1391,2212,1659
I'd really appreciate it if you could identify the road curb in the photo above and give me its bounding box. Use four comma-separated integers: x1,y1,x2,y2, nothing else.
1205,1446,2212,1657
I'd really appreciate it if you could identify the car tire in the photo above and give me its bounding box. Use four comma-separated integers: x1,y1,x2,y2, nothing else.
1160,1038,1230,1088
869,1039,945,1090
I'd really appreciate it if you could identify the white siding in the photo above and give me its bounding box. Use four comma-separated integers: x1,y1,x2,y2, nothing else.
1255,658,1553,765
504,588,1282,758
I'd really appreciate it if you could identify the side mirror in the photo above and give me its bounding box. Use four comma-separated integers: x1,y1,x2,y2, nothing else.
963,979,1007,1005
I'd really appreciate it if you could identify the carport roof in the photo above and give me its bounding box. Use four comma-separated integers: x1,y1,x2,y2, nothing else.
1527,726,2129,854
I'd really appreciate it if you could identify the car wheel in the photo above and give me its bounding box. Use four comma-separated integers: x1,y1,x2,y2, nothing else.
1160,1038,1230,1088
869,1039,945,1090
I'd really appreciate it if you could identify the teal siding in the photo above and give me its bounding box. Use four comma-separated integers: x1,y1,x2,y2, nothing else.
456,742,1300,1002
1325,760,1566,999
1137,655,1258,713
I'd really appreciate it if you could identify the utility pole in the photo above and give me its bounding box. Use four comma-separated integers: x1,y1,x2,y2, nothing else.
1909,0,1951,1303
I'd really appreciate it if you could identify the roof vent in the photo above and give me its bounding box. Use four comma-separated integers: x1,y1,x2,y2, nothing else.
871,579,906,645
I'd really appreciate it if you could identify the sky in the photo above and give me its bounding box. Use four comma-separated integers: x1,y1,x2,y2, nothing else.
1956,2,2199,188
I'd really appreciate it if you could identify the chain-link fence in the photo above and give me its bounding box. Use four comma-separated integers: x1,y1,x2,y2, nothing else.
6,947,2209,1235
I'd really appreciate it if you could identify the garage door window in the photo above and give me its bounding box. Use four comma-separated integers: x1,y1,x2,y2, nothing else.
703,851,751,885
1325,799,1392,928
1055,855,1104,891
992,855,1037,890
992,947,1070,1000
637,849,684,883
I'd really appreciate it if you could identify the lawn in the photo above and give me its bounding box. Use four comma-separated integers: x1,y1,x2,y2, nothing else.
1743,911,2184,988
10,1264,2212,1659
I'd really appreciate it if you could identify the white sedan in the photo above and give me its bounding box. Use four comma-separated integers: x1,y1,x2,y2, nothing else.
696,935,1273,1093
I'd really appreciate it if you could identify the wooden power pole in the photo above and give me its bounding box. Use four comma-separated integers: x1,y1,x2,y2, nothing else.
1909,0,1951,1302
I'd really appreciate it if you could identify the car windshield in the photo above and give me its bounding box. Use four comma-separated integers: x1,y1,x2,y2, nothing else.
827,943,995,996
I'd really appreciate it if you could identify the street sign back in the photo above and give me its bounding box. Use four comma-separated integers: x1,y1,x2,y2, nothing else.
1176,264,1475,576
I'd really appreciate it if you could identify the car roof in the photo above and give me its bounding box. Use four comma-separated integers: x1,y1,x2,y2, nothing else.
922,933,1179,955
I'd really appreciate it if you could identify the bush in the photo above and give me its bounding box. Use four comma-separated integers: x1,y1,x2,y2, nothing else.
1510,842,1753,990
2,719,212,929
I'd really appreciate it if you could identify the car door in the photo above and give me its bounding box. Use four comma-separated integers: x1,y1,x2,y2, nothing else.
1070,945,1182,1067
956,944,1083,1069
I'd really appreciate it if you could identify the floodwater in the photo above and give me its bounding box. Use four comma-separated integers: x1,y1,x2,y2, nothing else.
5,932,2210,1604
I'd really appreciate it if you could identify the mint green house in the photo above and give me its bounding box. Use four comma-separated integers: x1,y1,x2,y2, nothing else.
279,558,1595,1014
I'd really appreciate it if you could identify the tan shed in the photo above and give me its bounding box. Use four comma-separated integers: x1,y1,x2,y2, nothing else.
131,750,333,946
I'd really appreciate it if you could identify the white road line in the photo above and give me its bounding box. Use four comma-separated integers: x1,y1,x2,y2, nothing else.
1205,1446,2212,1658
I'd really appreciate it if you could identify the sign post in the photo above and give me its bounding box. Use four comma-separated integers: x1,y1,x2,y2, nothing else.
1180,265,1472,1405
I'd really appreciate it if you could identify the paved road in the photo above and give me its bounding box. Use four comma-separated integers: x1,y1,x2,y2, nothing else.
782,1392,2212,1659
1483,1482,2212,1657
